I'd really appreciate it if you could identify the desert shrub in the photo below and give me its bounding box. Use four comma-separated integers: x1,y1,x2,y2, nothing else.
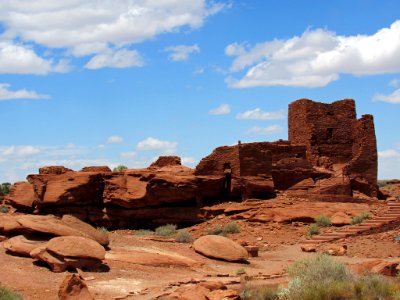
307,223,320,236
113,165,128,172
0,285,23,300
155,224,177,237
175,230,193,243
240,284,279,300
97,226,108,233
135,229,154,236
0,183,11,196
0,205,9,213
377,180,388,188
223,221,241,234
208,224,225,236
314,214,331,227
283,254,354,300
236,267,246,275
351,212,371,225
353,273,399,300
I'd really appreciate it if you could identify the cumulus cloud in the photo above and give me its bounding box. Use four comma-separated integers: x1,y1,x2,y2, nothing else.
0,146,41,156
181,157,198,166
0,41,60,74
209,104,231,115
136,137,177,154
373,89,400,104
85,49,144,69
246,125,283,135
0,1,225,71
378,149,400,158
164,44,200,61
389,79,400,88
236,108,285,120
106,135,124,144
226,20,400,88
0,83,50,100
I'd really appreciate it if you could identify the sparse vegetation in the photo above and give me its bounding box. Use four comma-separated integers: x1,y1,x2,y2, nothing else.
0,285,23,300
0,182,11,196
223,221,241,234
351,212,371,225
113,165,128,172
97,226,108,233
175,229,193,243
307,223,320,236
208,224,225,236
240,284,279,300
155,224,177,237
0,205,9,213
377,180,388,188
314,214,331,227
236,267,247,275
134,229,155,236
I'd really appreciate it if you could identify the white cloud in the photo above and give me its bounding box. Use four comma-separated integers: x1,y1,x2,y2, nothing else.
236,108,285,120
136,137,177,154
164,44,200,61
181,157,198,166
120,151,136,158
0,83,49,100
0,1,225,55
378,149,400,158
107,135,124,144
209,104,231,115
226,20,400,88
0,41,58,74
0,146,41,156
85,49,144,69
246,125,283,135
374,89,400,104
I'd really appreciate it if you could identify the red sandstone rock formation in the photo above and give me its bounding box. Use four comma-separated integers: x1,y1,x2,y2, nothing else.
4,98,378,227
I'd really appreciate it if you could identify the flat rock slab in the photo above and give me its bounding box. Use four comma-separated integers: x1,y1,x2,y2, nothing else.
193,235,248,262
3,235,48,256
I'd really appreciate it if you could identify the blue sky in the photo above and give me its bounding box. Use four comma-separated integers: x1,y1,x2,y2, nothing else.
0,0,399,182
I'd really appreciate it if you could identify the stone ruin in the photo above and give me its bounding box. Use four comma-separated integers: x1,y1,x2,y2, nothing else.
4,98,379,227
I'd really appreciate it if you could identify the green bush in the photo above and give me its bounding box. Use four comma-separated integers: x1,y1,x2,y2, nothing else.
97,226,108,233
353,273,399,299
175,230,193,243
0,183,11,196
307,223,320,236
351,212,371,225
155,224,177,237
134,229,154,236
314,214,331,227
223,221,241,234
236,267,246,275
0,205,9,213
113,165,128,172
208,224,225,236
0,286,23,300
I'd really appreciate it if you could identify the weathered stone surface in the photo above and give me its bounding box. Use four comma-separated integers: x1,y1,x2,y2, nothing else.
322,244,347,256
166,285,209,300
28,172,103,208
349,260,400,276
331,212,352,226
150,156,181,168
301,244,317,252
31,236,105,272
58,274,94,300
39,166,72,175
5,182,36,210
0,215,109,246
80,166,111,173
193,235,248,262
3,235,47,256
206,289,240,300
165,282,232,300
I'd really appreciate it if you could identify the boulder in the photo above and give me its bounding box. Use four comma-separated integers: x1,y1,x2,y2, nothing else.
193,235,248,262
4,182,36,210
301,244,317,252
39,166,72,175
3,235,47,256
27,172,103,207
0,215,109,246
331,212,352,226
166,285,209,300
348,260,400,276
58,274,94,300
31,236,105,272
322,244,347,256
